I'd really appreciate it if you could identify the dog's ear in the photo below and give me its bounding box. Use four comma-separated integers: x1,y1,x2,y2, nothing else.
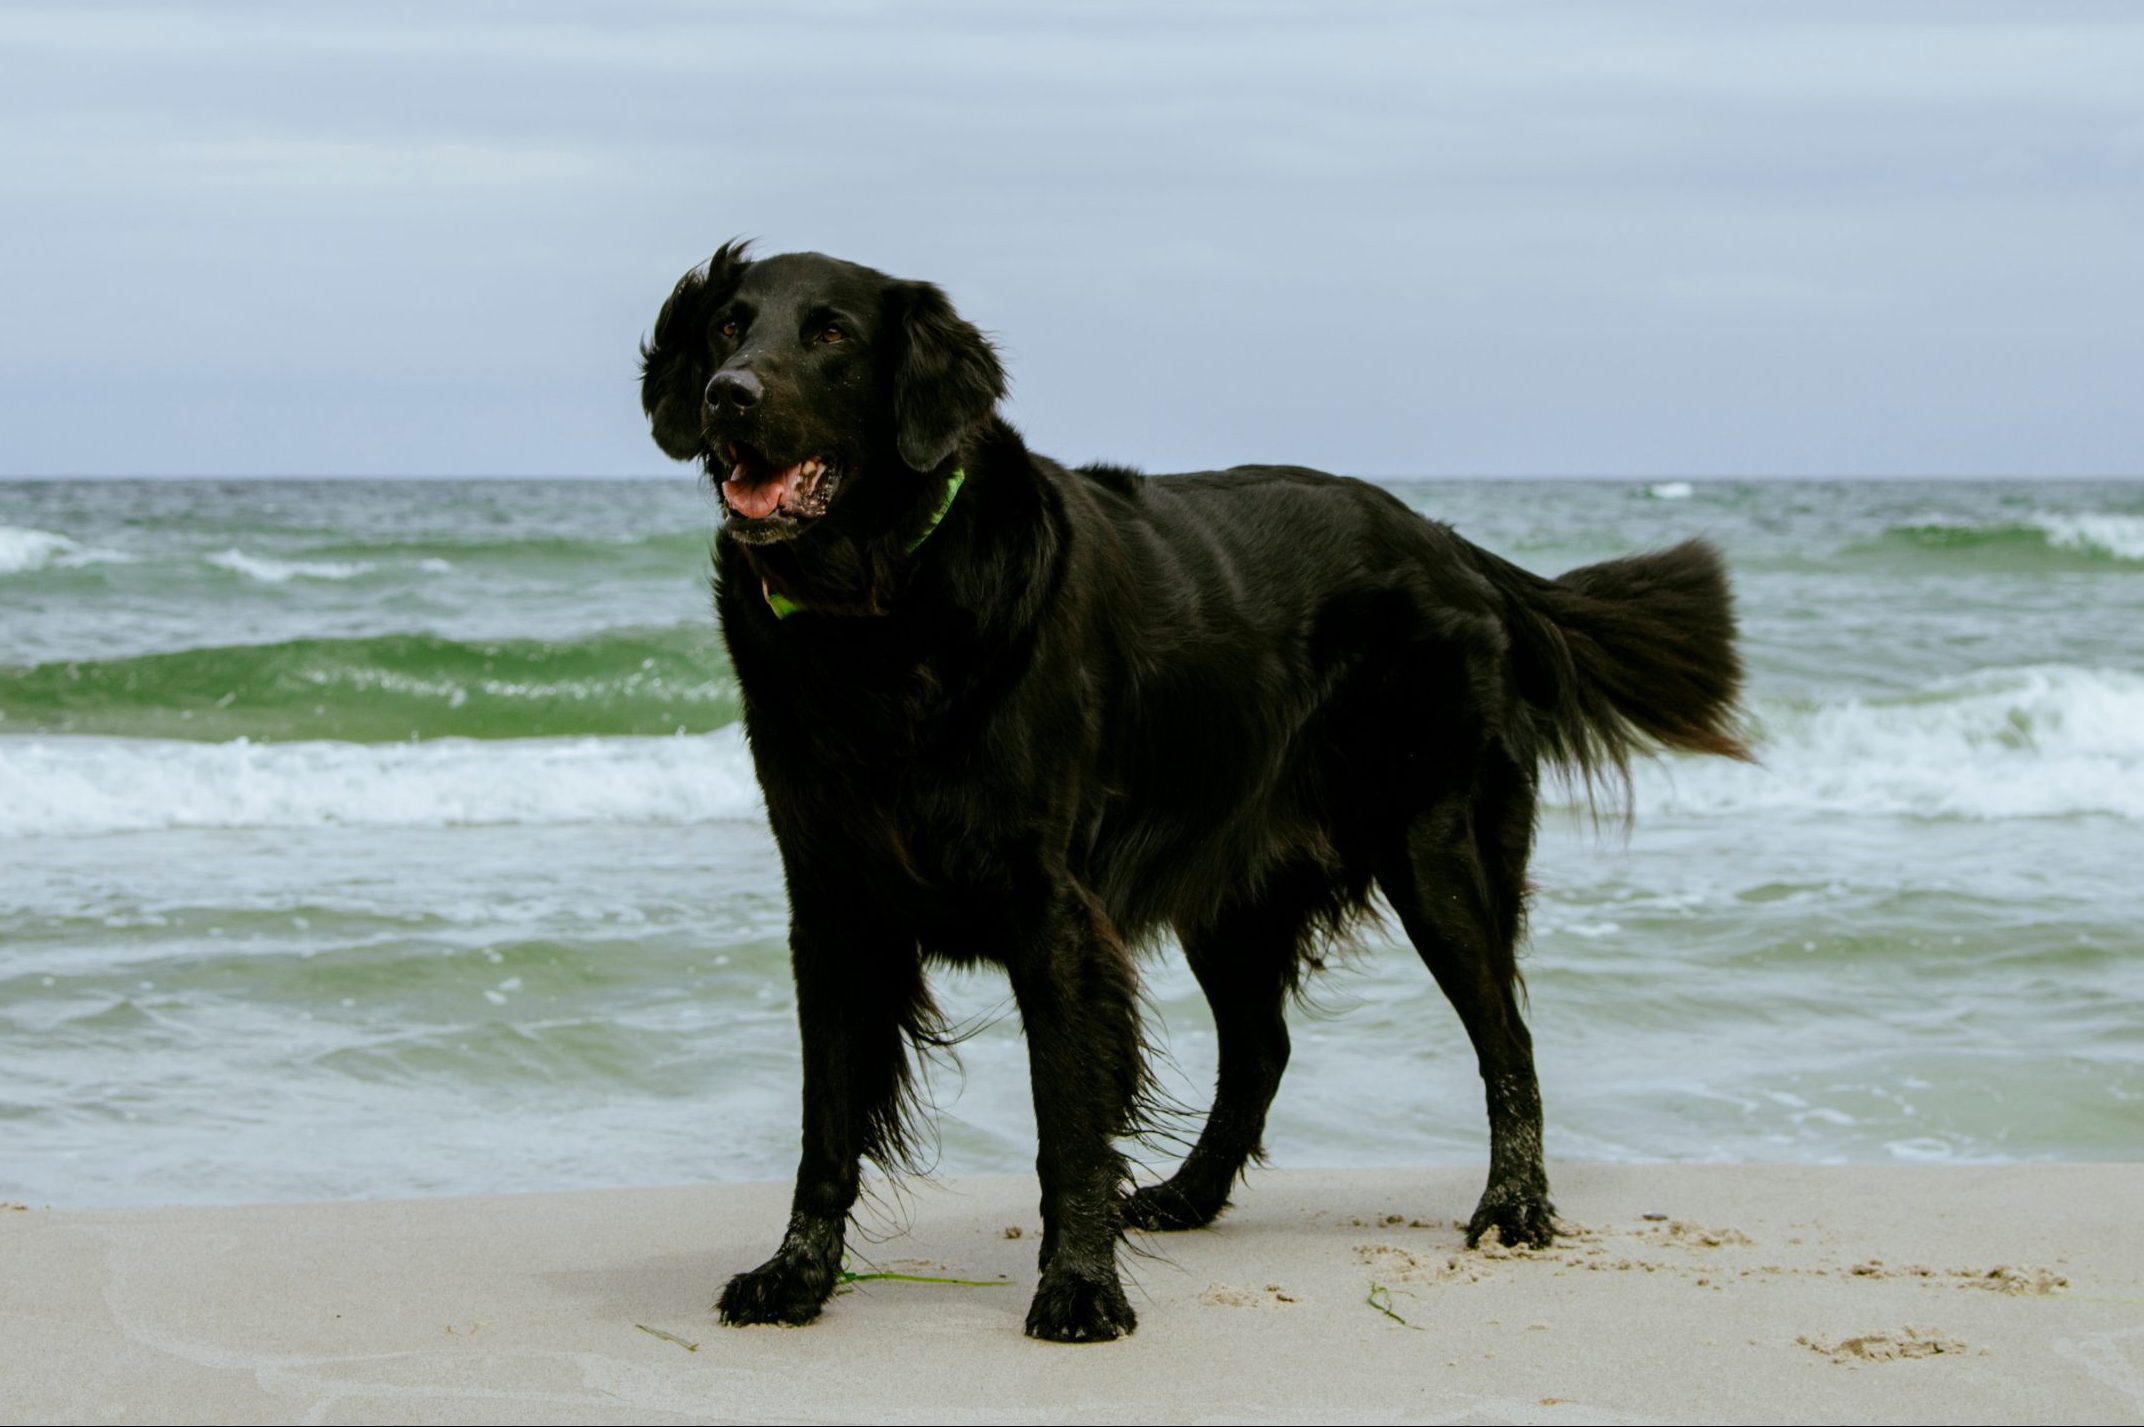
639,241,750,461
886,281,1007,472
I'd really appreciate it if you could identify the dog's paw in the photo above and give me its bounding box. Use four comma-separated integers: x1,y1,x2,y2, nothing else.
1024,1265,1137,1343
1465,1180,1558,1250
716,1256,835,1327
1124,1179,1227,1232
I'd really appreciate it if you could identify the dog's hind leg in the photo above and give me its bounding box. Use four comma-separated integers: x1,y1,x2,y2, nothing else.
1375,747,1557,1249
1124,884,1310,1232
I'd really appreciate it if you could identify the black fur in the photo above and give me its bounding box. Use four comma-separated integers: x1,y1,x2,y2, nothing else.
639,245,1748,1343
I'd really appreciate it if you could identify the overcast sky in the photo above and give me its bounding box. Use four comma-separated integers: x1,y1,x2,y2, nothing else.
3,1,2141,478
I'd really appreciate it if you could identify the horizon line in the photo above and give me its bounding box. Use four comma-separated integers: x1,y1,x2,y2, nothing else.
6,471,2142,483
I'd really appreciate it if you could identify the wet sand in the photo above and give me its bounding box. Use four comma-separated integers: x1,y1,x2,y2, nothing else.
5,1165,2140,1424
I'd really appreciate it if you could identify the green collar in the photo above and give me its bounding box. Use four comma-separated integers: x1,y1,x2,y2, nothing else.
762,468,965,619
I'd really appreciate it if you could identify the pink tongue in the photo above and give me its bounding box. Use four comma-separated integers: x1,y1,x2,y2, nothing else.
724,465,798,520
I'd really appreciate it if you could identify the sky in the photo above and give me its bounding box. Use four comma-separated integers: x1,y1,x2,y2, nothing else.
3,1,2141,479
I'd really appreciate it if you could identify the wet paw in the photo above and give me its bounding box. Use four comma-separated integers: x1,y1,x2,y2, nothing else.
1465,1181,1558,1250
1124,1180,1227,1232
716,1256,836,1327
1025,1266,1137,1343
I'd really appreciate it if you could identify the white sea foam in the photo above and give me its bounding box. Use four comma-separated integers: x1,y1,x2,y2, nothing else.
0,525,134,576
1623,664,2144,821
205,549,377,583
0,729,764,836
6,664,2139,836
2031,511,2144,562
1645,481,1695,500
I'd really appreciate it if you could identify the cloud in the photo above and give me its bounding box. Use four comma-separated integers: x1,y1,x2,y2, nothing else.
2,1,2141,475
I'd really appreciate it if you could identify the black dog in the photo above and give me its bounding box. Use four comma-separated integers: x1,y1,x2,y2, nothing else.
639,244,1745,1343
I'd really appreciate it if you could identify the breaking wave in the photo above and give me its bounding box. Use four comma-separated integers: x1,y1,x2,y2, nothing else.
1878,512,2144,567
1624,664,2144,821
203,549,379,583
0,627,739,742
0,729,763,836
6,665,2137,837
0,526,134,576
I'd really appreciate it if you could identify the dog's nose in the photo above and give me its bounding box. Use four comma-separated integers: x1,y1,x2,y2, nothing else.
707,369,762,411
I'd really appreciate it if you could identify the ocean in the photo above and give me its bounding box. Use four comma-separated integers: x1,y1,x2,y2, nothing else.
2,476,2138,1208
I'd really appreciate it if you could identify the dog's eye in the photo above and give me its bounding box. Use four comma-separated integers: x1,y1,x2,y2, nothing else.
818,325,845,345
717,319,739,341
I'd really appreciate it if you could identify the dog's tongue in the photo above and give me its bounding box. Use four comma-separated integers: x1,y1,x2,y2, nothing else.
724,462,803,520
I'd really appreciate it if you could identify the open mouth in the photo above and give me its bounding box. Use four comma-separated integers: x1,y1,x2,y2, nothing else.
719,443,841,533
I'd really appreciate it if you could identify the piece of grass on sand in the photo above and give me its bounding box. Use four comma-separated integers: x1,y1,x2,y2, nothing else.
837,1268,1012,1289
1367,1281,1423,1329
635,1323,699,1352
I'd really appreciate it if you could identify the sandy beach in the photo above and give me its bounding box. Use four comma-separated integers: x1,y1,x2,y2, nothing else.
5,1164,2139,1424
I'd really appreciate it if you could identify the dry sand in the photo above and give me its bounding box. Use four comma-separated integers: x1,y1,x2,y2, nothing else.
4,1165,2140,1424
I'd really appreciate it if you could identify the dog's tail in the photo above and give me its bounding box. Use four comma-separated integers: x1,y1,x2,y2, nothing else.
1473,538,1750,810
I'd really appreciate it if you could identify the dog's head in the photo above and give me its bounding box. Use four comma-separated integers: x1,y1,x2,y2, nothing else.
639,243,1006,546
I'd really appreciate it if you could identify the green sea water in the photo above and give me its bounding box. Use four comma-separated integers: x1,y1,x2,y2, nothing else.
2,476,2139,1206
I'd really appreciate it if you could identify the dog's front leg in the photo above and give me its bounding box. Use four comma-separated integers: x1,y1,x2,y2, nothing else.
718,913,924,1328
1007,883,1141,1343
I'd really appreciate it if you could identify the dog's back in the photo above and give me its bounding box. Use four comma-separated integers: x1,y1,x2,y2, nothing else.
1049,459,1744,943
